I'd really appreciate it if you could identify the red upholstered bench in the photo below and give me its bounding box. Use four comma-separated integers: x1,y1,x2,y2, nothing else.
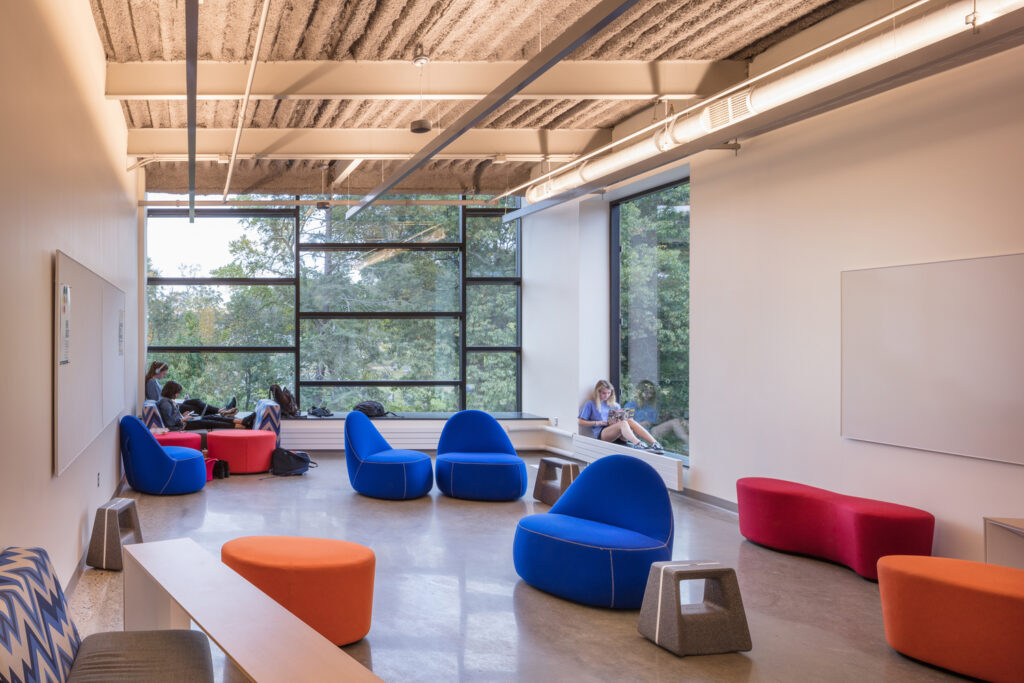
207,430,277,474
736,477,934,579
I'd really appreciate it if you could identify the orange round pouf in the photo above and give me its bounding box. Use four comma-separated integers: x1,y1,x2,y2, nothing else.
154,432,202,450
206,430,276,473
878,555,1024,683
221,536,375,645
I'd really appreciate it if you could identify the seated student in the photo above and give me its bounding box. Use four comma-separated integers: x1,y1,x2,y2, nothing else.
158,381,255,432
145,361,236,417
623,379,689,446
578,379,663,453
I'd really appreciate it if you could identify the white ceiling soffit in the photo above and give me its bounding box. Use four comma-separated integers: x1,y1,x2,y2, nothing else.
505,0,1024,221
107,60,749,102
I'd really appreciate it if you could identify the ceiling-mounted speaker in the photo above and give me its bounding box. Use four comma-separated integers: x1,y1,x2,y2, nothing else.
410,119,432,134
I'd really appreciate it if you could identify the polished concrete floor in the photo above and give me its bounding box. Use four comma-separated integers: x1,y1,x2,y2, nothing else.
68,453,961,682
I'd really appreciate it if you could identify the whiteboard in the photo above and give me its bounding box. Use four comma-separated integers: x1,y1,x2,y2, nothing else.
841,253,1024,467
53,251,126,476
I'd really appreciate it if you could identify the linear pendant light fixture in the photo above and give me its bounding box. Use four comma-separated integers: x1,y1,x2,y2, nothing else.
518,0,1024,205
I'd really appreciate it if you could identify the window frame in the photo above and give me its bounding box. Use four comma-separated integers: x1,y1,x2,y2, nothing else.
608,177,691,398
146,200,522,413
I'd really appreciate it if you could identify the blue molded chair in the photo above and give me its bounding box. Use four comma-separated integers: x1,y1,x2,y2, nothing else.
343,411,433,500
119,415,206,495
513,454,674,608
435,410,526,501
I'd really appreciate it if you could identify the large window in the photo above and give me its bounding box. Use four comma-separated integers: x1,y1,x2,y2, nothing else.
611,181,690,455
146,197,521,414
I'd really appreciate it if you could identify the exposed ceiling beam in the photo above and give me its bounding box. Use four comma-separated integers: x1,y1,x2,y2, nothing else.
347,0,645,218
126,127,609,159
331,159,364,187
185,0,197,220
107,60,747,102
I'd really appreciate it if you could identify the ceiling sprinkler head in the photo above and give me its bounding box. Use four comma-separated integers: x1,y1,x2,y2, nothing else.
412,48,430,67
410,118,432,134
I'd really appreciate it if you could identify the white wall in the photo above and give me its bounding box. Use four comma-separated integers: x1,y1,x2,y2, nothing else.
0,1,138,581
690,43,1024,560
522,198,611,428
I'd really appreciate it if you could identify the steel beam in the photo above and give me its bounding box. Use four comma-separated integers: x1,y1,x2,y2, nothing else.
106,60,747,102
347,0,644,219
126,127,609,158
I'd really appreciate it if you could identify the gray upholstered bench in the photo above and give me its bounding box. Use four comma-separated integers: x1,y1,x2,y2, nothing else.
0,546,213,683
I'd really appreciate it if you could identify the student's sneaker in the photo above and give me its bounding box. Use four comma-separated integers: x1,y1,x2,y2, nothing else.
628,441,646,450
647,441,665,454
319,406,334,417
225,396,237,410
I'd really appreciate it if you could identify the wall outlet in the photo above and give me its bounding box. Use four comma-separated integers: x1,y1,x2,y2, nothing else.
552,417,559,426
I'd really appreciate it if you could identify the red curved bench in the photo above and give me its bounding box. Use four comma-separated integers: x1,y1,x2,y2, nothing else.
736,477,934,579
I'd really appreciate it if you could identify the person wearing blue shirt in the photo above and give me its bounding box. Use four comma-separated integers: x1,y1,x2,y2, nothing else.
578,379,663,452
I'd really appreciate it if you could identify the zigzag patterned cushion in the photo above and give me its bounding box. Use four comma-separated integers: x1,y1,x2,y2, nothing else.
0,547,81,683
255,399,281,446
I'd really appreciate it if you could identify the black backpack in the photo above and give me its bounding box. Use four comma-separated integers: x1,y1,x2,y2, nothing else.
271,448,317,476
352,400,397,418
269,384,299,417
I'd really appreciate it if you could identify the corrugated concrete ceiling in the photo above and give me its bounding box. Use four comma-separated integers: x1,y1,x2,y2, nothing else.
90,0,861,196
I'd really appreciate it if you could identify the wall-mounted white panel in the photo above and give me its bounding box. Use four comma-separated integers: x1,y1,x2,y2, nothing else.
841,253,1024,466
53,251,126,476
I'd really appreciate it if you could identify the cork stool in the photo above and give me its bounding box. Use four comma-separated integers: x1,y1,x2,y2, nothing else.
222,536,375,645
638,560,752,656
86,498,143,571
532,457,581,505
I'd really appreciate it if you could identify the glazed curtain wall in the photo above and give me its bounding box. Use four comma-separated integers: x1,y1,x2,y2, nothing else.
146,200,521,413
611,181,691,455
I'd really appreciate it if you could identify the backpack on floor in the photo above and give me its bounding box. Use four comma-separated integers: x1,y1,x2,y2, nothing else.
271,448,317,476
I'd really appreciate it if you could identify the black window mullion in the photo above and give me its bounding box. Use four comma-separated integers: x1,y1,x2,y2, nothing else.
459,199,467,410
297,242,461,251
148,277,295,286
299,382,460,387
465,277,521,285
148,345,295,354
299,311,460,320
147,208,297,219
293,200,301,407
609,201,622,389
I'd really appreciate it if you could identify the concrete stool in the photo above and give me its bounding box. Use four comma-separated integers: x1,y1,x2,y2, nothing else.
638,560,752,656
532,457,580,505
86,498,143,571
207,430,276,473
221,536,375,645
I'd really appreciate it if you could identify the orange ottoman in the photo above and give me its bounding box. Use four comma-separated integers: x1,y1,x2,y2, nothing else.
154,432,202,450
221,536,375,645
207,430,276,473
878,555,1024,683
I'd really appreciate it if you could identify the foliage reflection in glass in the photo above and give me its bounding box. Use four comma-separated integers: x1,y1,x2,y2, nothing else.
617,182,690,455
